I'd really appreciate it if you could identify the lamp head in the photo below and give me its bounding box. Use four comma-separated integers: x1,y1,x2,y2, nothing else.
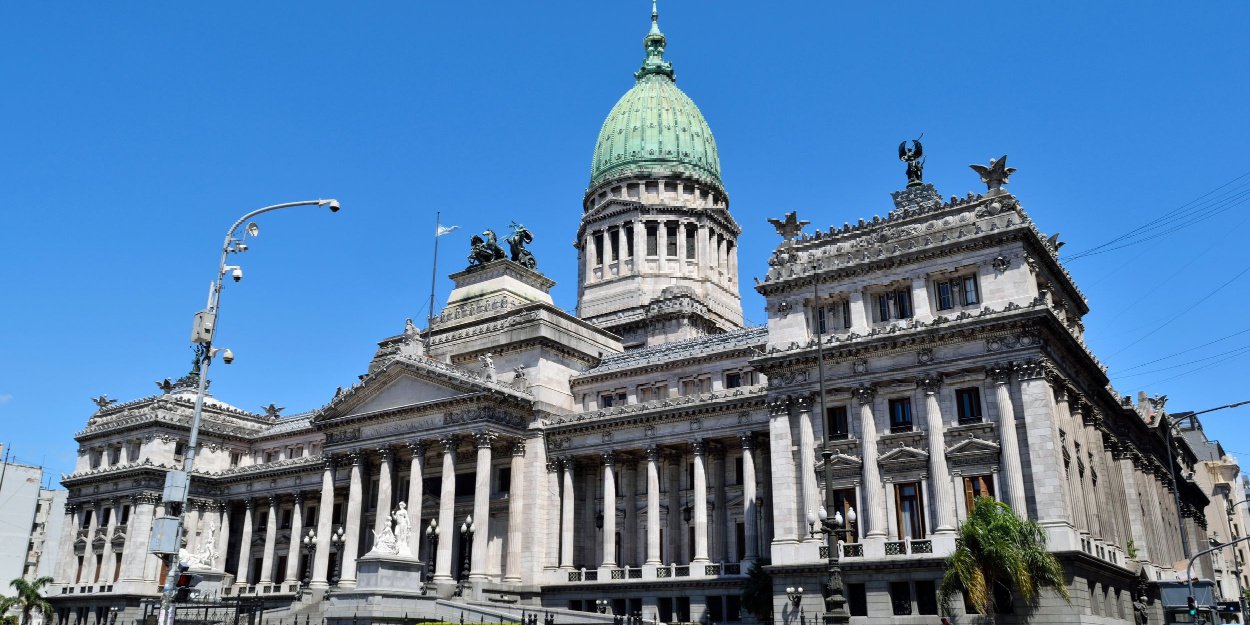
818,506,828,521
321,199,341,213
846,506,858,524
806,510,817,526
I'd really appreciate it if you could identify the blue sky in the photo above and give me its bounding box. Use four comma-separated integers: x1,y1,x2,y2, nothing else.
2,2,1249,481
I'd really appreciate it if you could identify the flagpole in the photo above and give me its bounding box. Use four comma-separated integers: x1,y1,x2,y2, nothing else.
427,210,440,351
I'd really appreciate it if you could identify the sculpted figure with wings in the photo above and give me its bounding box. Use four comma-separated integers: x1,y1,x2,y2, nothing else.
899,137,925,187
968,155,1017,195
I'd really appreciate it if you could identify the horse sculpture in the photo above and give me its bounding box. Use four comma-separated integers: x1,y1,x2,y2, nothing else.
506,222,537,269
467,229,506,266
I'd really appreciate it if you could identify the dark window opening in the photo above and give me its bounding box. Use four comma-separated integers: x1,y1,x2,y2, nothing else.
956,387,983,424
827,405,850,440
726,372,743,389
890,581,913,615
455,472,476,498
666,224,678,257
646,225,658,256
848,583,868,616
889,398,913,433
498,467,512,494
916,580,939,615
609,230,619,262
685,226,696,259
593,233,604,265
624,226,634,257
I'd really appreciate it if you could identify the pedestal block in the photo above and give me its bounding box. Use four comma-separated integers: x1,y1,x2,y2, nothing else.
354,554,425,595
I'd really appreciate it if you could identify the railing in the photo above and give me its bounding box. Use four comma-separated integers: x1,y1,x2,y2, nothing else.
568,571,582,582
673,565,690,577
884,541,907,555
628,568,642,579
819,545,830,558
704,565,719,576
584,570,599,581
611,569,625,580
889,424,913,434
723,563,741,575
911,539,933,554
842,543,863,558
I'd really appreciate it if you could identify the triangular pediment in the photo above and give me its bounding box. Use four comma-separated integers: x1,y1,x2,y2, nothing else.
878,446,929,463
318,356,529,422
946,437,1001,456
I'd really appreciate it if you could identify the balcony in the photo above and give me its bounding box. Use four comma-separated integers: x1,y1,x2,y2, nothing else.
558,562,747,584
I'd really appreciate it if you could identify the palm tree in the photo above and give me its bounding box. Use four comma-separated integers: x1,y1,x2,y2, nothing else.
7,577,54,625
939,497,1070,620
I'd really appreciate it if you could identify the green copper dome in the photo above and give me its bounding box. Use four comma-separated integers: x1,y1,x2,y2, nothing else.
588,3,723,193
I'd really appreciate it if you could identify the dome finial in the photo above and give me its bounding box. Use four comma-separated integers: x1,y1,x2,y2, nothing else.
636,0,674,81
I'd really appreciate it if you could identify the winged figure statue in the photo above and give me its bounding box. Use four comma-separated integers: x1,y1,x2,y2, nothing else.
898,137,925,187
968,155,1017,194
767,212,809,242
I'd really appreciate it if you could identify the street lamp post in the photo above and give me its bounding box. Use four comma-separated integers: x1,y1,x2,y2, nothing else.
301,529,317,587
330,526,346,586
424,519,441,590
1161,400,1250,561
151,199,339,625
457,515,474,596
809,449,855,625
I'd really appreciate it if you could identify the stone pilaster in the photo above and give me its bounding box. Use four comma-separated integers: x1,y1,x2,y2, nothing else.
235,499,254,586
795,395,820,542
1017,360,1075,542
284,493,304,583
767,398,799,545
1056,389,1090,536
258,496,278,584
215,502,231,574
504,441,526,582
560,457,576,570
545,459,561,570
119,495,156,582
740,434,759,562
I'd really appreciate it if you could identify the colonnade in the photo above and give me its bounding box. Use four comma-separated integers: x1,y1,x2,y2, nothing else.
582,218,737,284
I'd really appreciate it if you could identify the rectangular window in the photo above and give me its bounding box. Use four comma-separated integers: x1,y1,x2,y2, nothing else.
827,405,849,440
90,451,102,469
332,503,343,525
833,488,858,541
916,580,939,615
174,441,186,457
609,229,619,262
498,467,512,494
814,304,827,334
75,556,84,583
895,482,926,539
646,225,658,256
963,276,980,305
890,581,913,615
100,508,111,527
847,583,868,616
230,452,241,467
963,475,995,515
306,506,317,527
454,472,476,498
281,510,292,530
81,510,92,529
120,505,130,525
725,372,742,389
594,232,604,265
876,294,890,322
108,447,120,465
888,398,913,433
841,300,852,329
666,224,679,257
601,393,616,408
128,441,141,461
956,387,983,423
734,457,744,485
936,281,953,310
624,226,634,257
685,226,696,259
895,288,913,318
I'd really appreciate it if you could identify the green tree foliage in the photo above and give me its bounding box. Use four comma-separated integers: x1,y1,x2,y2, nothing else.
6,577,54,625
939,498,1070,619
741,559,774,621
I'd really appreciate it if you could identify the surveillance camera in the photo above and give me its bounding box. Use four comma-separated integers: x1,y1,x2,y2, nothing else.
231,267,243,282
221,349,234,365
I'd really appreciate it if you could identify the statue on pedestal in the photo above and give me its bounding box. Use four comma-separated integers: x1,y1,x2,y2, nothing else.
393,502,413,557
899,137,925,187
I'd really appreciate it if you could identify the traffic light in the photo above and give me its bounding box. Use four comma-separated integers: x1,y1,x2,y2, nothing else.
1187,595,1197,616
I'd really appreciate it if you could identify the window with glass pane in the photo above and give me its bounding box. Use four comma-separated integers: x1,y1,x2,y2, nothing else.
936,281,953,310
916,581,939,615
726,372,743,389
685,226,696,259
888,398,913,433
955,387,983,423
895,482,926,539
890,581,913,615
833,488,858,540
624,226,634,257
646,225,658,256
840,300,852,329
827,406,849,440
594,233,604,265
666,224,678,257
877,294,890,322
814,305,827,334
895,288,913,318
609,230,619,261
963,474,995,514
962,276,980,305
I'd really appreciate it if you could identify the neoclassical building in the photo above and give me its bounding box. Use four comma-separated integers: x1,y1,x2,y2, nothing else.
50,6,1213,625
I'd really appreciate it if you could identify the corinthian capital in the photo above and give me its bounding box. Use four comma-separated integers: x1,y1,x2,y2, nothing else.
853,386,876,405
916,375,942,395
987,364,1013,385
474,430,497,449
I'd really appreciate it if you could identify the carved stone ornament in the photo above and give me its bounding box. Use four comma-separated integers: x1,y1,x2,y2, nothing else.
969,155,1017,195
853,386,877,405
917,348,934,365
917,375,942,394
987,365,1013,385
992,255,1010,272
767,212,810,242
852,358,869,374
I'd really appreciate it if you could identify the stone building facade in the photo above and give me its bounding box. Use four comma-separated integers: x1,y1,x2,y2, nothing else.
48,6,1213,625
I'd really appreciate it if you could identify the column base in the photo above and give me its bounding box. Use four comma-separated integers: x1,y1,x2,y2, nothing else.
336,580,358,589
308,580,329,590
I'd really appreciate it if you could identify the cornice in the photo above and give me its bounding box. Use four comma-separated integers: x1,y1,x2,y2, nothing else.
543,386,767,435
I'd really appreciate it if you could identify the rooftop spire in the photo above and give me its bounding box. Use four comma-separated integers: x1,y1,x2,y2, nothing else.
635,0,674,81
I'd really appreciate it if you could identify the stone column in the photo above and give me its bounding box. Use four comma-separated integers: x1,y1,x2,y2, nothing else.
675,223,687,273
1018,360,1074,532
795,396,820,541
583,233,594,283
711,445,727,562
235,499,254,586
691,441,710,565
848,291,869,333
740,434,759,562
621,460,637,567
545,460,561,570
920,377,957,534
215,503,230,572
434,437,457,582
632,221,644,272
311,457,334,589
258,496,278,585
560,457,576,569
119,496,156,582
104,499,121,581
58,505,80,585
645,447,662,565
697,224,710,278
657,222,668,271
767,399,799,545
601,452,618,567
1056,389,1090,536
504,442,526,582
989,366,1028,514
339,453,363,588
374,448,393,540
406,442,426,558
470,431,494,581
856,386,887,538
284,493,303,583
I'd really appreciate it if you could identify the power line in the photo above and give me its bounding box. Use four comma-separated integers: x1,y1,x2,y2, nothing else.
1106,265,1250,358
1113,327,1250,373
1112,343,1250,379
1137,347,1250,388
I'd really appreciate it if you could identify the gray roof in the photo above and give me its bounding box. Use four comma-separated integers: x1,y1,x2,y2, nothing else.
260,413,314,438
582,326,767,376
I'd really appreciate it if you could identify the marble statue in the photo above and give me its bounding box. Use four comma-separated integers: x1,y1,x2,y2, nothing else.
178,523,220,570
480,352,496,382
393,501,413,557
